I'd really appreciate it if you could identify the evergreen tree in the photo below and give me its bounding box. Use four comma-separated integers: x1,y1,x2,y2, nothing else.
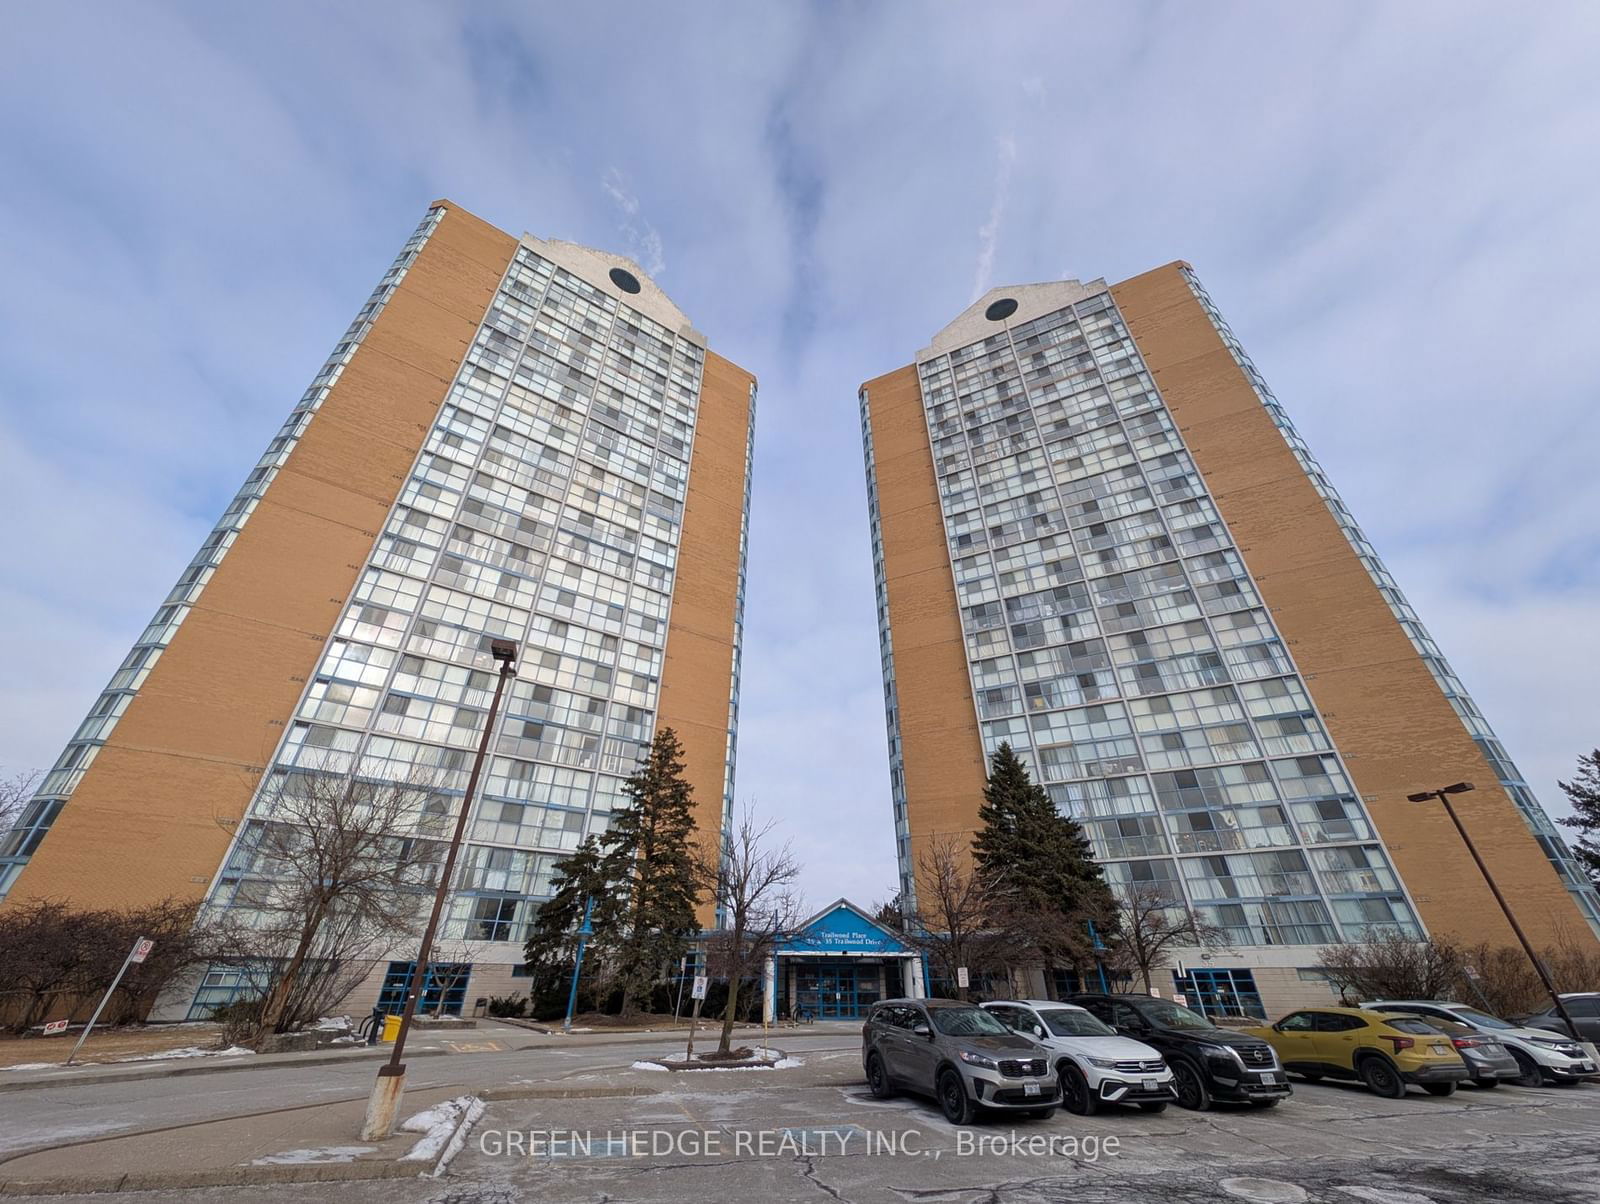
971,743,1117,975
522,835,610,998
601,727,703,1015
1558,749,1600,887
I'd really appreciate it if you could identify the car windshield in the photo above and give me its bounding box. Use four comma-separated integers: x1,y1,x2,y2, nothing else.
932,1006,1012,1037
1139,1000,1214,1030
1039,1009,1115,1037
1451,1007,1514,1030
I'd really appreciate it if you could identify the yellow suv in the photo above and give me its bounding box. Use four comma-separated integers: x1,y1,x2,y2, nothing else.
1242,1006,1468,1098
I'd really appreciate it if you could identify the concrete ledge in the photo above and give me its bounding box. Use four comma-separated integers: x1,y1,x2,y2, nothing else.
0,1160,423,1196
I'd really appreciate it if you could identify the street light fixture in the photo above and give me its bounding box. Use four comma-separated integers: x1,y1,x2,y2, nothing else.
361,638,519,1141
1407,781,1584,1041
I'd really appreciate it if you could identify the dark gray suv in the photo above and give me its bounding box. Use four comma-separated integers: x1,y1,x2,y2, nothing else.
862,998,1058,1124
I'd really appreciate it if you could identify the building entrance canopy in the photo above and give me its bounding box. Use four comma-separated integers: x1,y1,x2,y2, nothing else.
763,899,923,1023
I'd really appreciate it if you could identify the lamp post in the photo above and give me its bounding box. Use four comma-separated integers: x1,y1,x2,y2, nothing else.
1406,781,1584,1040
562,896,596,1032
361,637,518,1141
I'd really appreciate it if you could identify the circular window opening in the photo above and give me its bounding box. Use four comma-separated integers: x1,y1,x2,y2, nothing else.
984,297,1018,321
609,267,642,294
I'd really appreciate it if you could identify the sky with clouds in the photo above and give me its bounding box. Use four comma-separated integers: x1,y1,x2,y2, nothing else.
3,2,1598,910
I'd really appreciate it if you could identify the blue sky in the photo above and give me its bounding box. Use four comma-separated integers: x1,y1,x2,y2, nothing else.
3,2,1598,908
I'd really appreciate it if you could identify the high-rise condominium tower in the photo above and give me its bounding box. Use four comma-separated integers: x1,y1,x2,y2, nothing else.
1,201,756,1015
860,265,1599,1015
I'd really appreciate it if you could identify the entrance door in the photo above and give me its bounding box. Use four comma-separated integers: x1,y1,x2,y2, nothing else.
794,962,873,1019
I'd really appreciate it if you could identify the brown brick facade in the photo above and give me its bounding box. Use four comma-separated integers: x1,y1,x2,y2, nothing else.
1111,263,1593,949
5,203,519,912
862,365,990,898
657,350,754,924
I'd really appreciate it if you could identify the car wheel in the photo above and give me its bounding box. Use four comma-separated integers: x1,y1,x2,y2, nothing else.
1172,1060,1213,1111
938,1069,978,1125
1358,1056,1407,1099
1422,1082,1456,1097
1508,1049,1546,1088
1058,1062,1101,1116
1248,1098,1281,1108
865,1054,895,1100
1137,1100,1168,1114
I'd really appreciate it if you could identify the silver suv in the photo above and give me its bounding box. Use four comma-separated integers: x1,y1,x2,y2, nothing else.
863,998,1059,1124
1364,1000,1599,1086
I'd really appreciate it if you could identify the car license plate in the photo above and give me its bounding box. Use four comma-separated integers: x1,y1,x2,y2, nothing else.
1142,1078,1156,1091
1430,1044,1450,1055
1259,1071,1282,1083
1024,1081,1040,1096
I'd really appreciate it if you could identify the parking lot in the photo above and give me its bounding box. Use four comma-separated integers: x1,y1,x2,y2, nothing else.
440,1040,1600,1204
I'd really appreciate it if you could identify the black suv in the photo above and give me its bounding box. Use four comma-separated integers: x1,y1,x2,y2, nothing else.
1071,993,1291,1111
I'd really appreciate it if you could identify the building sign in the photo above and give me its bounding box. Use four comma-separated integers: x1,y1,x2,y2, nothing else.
778,901,913,957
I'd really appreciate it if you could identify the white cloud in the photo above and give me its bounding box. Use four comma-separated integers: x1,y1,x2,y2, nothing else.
971,133,1016,302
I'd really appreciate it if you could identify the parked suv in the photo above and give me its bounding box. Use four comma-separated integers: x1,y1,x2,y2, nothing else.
1513,993,1600,1046
1071,993,1290,1110
862,998,1059,1124
1364,999,1599,1087
982,999,1175,1115
1244,1007,1468,1098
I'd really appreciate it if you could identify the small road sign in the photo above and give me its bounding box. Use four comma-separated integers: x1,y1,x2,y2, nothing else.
130,938,155,964
42,1019,69,1036
691,975,709,1000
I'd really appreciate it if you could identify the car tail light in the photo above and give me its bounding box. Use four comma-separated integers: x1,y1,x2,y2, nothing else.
1451,1037,1480,1049
1381,1035,1414,1052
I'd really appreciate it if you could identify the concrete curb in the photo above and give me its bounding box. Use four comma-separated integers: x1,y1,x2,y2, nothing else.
481,1084,659,1101
0,1160,423,1196
0,1046,452,1093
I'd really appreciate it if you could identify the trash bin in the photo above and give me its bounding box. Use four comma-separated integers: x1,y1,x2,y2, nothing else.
381,1013,402,1043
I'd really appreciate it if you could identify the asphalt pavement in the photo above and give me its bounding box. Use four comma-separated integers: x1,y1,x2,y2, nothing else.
1,1022,1597,1203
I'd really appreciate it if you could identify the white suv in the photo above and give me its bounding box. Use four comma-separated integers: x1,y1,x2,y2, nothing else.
983,1000,1176,1115
1364,1000,1599,1086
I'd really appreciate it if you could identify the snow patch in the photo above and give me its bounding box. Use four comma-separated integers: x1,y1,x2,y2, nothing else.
632,1047,805,1073
1,1063,58,1073
631,1060,671,1071
115,1045,254,1062
251,1145,375,1165
401,1094,485,1166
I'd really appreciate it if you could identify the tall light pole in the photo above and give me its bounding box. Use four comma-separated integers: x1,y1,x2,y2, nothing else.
1407,781,1584,1039
361,637,518,1141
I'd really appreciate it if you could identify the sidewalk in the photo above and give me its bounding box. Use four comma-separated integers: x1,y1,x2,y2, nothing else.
0,1086,467,1194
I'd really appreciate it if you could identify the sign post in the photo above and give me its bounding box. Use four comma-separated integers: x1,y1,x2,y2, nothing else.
684,975,708,1062
65,937,153,1066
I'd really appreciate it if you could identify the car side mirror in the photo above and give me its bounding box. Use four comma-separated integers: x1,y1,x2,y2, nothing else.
1272,1022,1284,1032
1030,1024,1045,1038
912,1023,932,1039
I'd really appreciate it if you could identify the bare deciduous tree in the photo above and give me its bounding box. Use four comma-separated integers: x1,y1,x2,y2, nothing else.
1107,885,1228,994
698,805,803,1054
905,836,1022,1001
0,768,40,838
215,763,442,1040
1315,930,1466,1004
0,897,222,1032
